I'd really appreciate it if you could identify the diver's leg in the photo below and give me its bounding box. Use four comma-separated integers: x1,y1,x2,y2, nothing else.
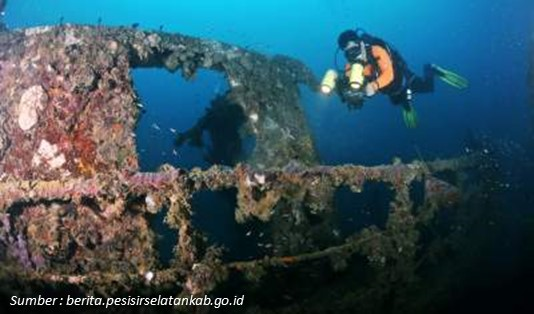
388,89,407,106
407,64,435,94
388,88,418,128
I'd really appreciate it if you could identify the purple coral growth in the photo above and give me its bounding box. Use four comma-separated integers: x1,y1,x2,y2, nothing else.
14,233,33,269
31,252,46,270
0,213,35,270
0,214,11,240
1,213,10,231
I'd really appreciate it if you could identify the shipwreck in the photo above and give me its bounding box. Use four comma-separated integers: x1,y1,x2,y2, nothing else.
0,24,494,313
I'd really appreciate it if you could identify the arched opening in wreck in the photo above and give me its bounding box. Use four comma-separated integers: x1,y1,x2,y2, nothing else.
334,182,393,237
132,68,253,171
131,68,260,264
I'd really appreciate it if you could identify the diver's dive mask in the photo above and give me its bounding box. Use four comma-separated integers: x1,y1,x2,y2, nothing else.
344,41,367,63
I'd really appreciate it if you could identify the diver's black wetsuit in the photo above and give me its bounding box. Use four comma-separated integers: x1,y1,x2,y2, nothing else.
386,59,435,107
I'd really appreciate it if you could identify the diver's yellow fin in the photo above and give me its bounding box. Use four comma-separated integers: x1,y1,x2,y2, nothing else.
432,64,469,90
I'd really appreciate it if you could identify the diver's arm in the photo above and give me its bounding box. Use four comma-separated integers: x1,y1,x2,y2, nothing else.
370,45,394,90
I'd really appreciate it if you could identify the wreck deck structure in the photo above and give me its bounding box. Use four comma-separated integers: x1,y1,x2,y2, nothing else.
0,25,487,313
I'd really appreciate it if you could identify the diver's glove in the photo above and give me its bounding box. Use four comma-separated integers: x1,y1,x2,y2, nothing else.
364,82,378,97
402,104,418,128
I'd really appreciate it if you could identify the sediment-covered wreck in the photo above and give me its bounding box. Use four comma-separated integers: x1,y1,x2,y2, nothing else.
0,24,491,313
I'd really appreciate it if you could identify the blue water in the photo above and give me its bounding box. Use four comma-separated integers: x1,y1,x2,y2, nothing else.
5,0,533,168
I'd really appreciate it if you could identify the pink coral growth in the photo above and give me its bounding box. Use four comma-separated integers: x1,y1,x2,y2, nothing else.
425,176,460,206
129,171,178,191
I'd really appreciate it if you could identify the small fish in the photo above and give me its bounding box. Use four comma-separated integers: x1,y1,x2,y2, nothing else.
159,25,164,31
259,232,264,238
245,231,252,237
169,128,177,134
172,149,178,156
132,22,140,29
151,123,161,131
136,103,144,109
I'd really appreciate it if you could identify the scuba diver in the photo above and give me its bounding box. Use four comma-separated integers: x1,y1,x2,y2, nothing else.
320,28,469,128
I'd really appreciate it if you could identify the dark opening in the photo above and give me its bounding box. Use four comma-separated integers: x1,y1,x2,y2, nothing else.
190,189,265,262
334,182,393,237
148,208,177,267
410,179,426,213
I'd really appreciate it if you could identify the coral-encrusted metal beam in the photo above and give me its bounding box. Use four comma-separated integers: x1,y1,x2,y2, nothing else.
0,157,473,214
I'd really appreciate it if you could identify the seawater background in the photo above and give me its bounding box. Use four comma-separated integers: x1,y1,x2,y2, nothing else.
5,0,533,167
4,1,534,311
